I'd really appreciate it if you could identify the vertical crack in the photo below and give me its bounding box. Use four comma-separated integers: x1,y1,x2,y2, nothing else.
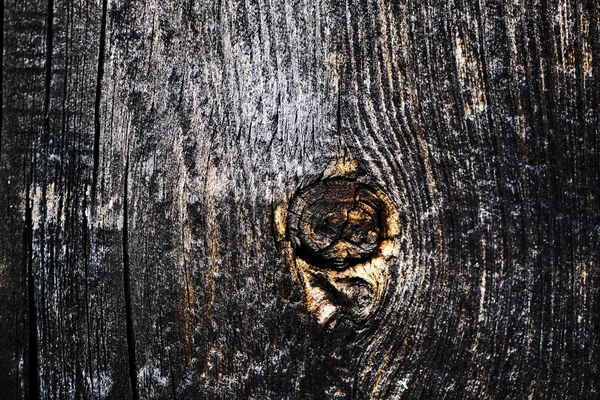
43,0,54,138
25,162,40,400
92,0,108,202
122,147,139,400
0,0,4,160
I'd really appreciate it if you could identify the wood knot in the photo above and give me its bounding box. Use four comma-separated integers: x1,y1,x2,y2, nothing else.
287,179,388,269
278,176,400,326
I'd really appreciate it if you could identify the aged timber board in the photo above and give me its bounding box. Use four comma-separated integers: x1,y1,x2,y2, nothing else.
0,0,598,399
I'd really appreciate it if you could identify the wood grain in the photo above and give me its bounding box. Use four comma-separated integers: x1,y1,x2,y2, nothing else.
1,0,598,398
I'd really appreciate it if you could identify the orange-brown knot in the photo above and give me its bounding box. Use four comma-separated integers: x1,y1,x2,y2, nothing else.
287,179,386,269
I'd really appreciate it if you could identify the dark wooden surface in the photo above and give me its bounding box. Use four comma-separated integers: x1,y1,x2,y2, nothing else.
1,0,599,398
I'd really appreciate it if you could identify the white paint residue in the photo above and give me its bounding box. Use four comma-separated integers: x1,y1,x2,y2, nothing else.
391,375,412,399
479,236,487,323
454,30,487,119
479,265,487,322
138,364,169,387
93,372,114,399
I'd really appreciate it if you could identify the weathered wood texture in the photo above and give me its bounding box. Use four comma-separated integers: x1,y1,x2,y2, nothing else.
1,0,599,398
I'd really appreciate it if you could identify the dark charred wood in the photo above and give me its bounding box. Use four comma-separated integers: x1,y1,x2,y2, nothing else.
0,0,598,399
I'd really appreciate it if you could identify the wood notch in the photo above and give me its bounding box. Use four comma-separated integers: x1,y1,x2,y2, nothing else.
284,177,400,327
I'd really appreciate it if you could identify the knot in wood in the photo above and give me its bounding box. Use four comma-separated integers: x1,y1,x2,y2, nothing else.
287,179,386,269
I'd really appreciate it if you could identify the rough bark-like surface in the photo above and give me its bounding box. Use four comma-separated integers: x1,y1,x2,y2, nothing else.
1,0,599,399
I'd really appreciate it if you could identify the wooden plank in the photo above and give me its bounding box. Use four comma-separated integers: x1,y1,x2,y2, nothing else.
0,0,598,398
